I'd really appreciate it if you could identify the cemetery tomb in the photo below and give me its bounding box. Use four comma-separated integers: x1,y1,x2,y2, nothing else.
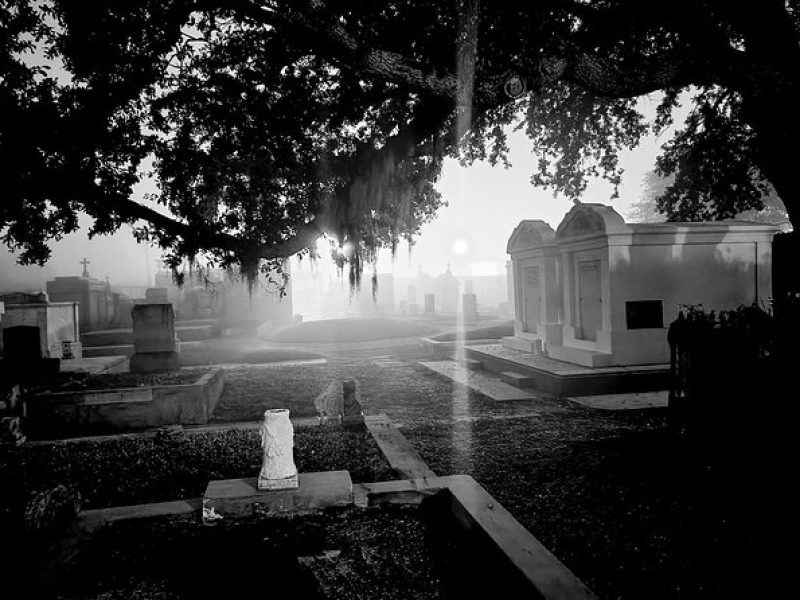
504,203,778,367
504,220,562,355
46,275,116,331
0,293,81,361
434,266,460,314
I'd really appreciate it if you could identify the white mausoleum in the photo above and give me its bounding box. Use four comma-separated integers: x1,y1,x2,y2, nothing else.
505,203,778,367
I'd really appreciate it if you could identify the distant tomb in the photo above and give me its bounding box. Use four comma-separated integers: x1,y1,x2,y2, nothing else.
434,266,460,314
504,203,778,367
129,304,180,373
462,293,479,324
46,275,116,331
424,294,436,315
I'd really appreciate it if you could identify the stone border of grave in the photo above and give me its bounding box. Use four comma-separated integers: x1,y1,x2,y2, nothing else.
419,336,501,359
37,413,594,599
25,368,224,438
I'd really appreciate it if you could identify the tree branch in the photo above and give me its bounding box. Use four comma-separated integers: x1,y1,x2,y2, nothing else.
84,188,324,261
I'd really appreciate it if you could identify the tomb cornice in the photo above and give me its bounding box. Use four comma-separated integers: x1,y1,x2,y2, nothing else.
506,220,557,254
556,203,630,240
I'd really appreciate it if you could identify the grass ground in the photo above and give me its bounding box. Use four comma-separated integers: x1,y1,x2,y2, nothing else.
268,317,438,343
8,330,787,598
201,338,783,598
0,425,395,515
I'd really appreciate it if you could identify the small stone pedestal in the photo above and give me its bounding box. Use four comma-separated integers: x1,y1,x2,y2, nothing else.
130,304,180,373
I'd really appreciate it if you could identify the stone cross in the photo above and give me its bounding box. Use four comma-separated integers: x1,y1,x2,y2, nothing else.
80,258,90,278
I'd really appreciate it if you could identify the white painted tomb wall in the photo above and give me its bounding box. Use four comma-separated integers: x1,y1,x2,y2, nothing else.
505,220,562,354
506,204,777,368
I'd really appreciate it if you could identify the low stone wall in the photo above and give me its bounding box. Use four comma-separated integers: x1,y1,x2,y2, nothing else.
418,337,499,359
26,368,224,438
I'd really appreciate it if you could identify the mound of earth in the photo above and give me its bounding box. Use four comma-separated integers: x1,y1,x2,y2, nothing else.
268,318,438,343
431,320,513,342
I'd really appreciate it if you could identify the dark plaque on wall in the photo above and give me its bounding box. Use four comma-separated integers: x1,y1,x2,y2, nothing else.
625,300,664,329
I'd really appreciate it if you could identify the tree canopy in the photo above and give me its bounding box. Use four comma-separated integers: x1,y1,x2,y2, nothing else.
3,1,799,285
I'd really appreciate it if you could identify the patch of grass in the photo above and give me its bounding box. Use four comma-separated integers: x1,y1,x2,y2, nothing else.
268,318,438,343
180,341,323,366
402,412,785,599
50,507,448,600
0,426,395,517
430,320,513,342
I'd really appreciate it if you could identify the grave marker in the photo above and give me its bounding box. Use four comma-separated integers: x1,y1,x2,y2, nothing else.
129,303,180,372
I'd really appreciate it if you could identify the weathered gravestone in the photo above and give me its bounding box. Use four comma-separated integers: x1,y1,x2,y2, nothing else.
342,379,364,425
129,304,180,373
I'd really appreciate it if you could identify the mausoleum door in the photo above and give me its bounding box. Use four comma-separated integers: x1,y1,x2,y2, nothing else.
523,266,541,333
577,261,602,341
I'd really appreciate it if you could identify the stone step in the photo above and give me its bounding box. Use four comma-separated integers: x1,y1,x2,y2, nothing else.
501,336,542,354
460,358,484,370
547,344,613,368
499,371,537,388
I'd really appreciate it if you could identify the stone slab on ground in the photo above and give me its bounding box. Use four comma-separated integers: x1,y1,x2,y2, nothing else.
466,344,670,397
60,356,128,375
471,344,669,375
203,470,353,518
364,414,436,479
419,361,539,402
568,390,669,410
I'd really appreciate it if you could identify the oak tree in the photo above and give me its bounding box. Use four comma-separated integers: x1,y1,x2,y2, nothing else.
3,1,799,284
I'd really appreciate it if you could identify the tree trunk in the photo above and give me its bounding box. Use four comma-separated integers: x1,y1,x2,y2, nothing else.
740,76,800,228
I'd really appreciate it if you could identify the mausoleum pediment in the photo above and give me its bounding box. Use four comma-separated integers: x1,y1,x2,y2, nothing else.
556,203,629,239
506,220,556,253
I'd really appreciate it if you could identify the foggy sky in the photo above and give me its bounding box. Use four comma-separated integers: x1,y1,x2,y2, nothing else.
1,102,678,294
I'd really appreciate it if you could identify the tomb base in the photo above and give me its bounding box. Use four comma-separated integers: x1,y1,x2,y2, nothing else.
258,472,299,491
204,471,353,520
130,350,181,373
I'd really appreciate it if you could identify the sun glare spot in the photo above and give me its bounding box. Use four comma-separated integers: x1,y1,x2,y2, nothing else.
452,239,469,255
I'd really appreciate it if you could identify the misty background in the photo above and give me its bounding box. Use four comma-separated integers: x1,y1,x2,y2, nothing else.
1,102,678,313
